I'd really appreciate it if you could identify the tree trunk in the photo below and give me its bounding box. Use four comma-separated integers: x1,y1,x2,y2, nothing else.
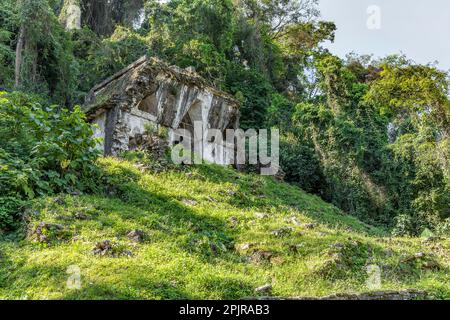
24,38,37,84
14,25,25,88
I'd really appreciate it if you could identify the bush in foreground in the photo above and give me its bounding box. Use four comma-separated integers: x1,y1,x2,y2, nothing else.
0,92,100,230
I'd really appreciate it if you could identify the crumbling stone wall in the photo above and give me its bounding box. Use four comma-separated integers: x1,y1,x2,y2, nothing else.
83,56,240,163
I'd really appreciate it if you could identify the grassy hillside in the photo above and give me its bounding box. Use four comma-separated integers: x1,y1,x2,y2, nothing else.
0,157,448,300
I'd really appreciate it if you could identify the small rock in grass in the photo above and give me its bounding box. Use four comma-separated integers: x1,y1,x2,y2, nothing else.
182,199,198,206
414,252,426,259
288,216,301,226
250,250,274,264
270,256,285,265
210,243,219,255
121,250,134,257
401,252,441,270
28,210,40,218
32,222,64,243
254,212,269,219
229,217,239,228
330,242,345,250
255,284,272,295
72,236,82,243
127,230,145,243
331,252,345,260
74,212,89,220
303,223,316,230
106,185,118,197
422,260,440,270
271,227,293,237
93,240,112,256
288,243,306,253
55,197,66,205
423,237,440,243
240,243,252,251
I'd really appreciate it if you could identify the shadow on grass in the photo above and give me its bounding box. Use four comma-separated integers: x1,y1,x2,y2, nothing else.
191,164,382,235
60,275,255,300
62,281,190,300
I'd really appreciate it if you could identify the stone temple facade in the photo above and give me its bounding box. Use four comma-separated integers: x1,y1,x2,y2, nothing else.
83,56,240,164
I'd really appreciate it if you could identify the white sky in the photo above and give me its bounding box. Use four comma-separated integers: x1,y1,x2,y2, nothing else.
319,0,450,70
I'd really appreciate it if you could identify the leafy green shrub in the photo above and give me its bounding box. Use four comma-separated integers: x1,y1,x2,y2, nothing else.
0,91,101,229
0,197,24,231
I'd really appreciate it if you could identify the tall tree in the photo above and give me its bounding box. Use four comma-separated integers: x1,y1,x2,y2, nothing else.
15,0,52,88
239,0,320,39
81,0,144,35
14,0,78,104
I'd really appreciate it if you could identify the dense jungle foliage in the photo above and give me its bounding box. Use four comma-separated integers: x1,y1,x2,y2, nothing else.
0,0,449,237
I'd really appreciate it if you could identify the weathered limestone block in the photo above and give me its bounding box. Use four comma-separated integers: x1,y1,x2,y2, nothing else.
83,56,240,164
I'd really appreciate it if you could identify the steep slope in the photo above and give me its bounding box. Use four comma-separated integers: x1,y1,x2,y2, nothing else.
0,157,448,299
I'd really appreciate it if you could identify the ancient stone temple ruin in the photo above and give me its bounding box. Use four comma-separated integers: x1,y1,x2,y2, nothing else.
83,56,240,164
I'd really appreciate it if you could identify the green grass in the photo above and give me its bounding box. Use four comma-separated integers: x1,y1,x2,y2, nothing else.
0,157,448,300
